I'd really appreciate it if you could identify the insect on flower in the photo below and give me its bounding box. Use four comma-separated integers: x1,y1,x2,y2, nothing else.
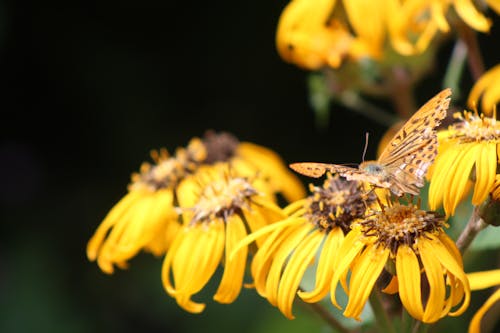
290,88,452,196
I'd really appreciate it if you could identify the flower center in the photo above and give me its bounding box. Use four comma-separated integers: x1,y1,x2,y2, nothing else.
449,111,500,143
130,138,208,191
304,176,375,233
358,203,445,255
190,177,258,224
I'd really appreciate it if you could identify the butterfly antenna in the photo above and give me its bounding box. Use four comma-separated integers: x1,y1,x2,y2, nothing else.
362,132,369,162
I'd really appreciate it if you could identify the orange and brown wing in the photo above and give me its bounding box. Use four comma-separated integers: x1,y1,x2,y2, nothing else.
289,162,358,178
378,88,451,189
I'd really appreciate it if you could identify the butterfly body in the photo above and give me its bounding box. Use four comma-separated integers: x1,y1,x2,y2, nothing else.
290,88,452,196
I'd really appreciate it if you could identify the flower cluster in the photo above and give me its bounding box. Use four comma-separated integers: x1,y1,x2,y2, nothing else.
86,2,500,333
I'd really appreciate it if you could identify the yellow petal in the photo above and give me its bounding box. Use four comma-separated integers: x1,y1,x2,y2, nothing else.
396,245,424,320
472,142,497,205
265,223,314,306
344,244,389,320
214,216,248,304
329,228,365,309
277,230,324,319
454,0,492,32
250,220,303,297
444,144,479,215
299,227,344,302
469,289,500,333
468,269,500,290
86,190,143,261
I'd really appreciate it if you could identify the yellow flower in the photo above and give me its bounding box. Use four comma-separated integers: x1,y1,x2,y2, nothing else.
276,0,500,69
468,64,500,116
329,200,469,322
231,175,377,319
86,139,205,274
87,131,305,274
428,111,500,216
389,0,500,55
161,167,286,313
276,0,388,70
467,269,500,333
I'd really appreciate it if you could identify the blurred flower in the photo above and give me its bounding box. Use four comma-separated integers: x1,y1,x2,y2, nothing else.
329,200,469,322
161,167,286,313
87,131,305,274
231,174,377,319
428,111,500,216
389,0,500,55
467,269,500,333
468,64,500,116
276,0,388,70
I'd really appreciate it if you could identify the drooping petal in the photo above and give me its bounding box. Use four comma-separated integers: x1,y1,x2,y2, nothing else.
344,244,389,320
419,238,447,323
265,223,315,306
396,244,425,320
214,216,248,303
329,228,365,309
277,230,324,319
299,227,345,302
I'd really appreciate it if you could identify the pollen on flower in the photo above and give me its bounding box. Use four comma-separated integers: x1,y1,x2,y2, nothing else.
449,111,500,143
359,203,446,255
189,176,258,225
304,175,375,233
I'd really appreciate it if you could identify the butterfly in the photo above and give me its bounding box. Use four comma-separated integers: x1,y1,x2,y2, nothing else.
290,88,452,196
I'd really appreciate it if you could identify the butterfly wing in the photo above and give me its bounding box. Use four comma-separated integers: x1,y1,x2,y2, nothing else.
378,88,451,193
289,162,358,178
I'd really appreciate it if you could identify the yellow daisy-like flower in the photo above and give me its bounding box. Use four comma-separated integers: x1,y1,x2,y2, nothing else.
161,168,286,313
231,175,377,319
468,64,500,116
467,269,500,333
87,131,305,274
86,138,205,274
389,0,500,55
329,200,470,323
428,111,500,216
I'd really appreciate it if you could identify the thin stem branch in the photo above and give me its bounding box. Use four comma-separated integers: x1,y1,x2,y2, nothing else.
455,21,485,81
390,67,416,119
443,38,468,98
336,90,399,128
303,301,351,333
456,205,488,254
369,290,397,333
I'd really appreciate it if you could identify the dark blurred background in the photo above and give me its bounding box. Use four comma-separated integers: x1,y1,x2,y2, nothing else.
1,1,500,332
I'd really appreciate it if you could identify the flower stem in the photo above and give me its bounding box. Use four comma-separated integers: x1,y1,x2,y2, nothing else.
455,21,485,81
456,205,488,254
303,301,351,333
390,67,416,119
336,90,399,127
369,290,397,333
443,38,468,98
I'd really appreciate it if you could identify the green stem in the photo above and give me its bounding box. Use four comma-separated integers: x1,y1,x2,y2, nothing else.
412,321,429,333
401,308,412,333
303,301,351,333
336,90,399,127
443,38,468,98
369,290,397,333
